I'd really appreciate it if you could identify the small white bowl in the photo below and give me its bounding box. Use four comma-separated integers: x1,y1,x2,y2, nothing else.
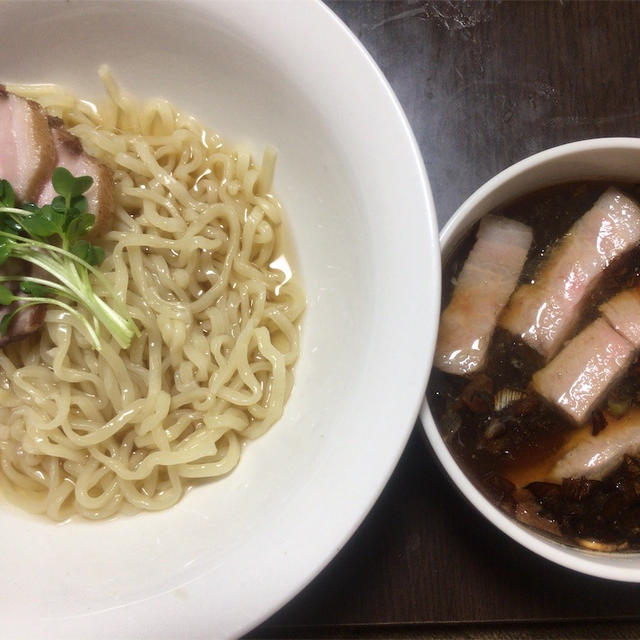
420,137,640,582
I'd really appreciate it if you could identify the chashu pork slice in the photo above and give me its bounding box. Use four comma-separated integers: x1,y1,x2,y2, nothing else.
0,103,112,346
549,409,640,481
600,287,640,348
0,89,55,344
0,86,55,203
0,295,46,346
37,117,114,238
434,215,533,376
500,189,640,359
531,317,635,424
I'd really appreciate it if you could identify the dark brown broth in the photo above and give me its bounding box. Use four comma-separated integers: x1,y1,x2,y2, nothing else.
428,181,640,550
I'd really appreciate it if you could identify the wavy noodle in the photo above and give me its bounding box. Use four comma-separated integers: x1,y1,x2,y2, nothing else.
0,67,304,520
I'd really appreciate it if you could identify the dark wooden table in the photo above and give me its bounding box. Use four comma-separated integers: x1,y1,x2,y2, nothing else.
251,1,640,637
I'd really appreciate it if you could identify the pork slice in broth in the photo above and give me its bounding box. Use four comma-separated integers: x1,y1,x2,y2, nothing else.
501,189,640,359
0,87,55,203
434,215,532,376
549,409,640,481
531,317,635,424
601,288,640,348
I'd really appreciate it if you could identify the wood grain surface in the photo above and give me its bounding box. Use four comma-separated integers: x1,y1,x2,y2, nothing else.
250,1,640,637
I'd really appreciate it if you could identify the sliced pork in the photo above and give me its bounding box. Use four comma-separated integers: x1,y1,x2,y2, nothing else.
0,301,46,347
500,189,640,358
549,409,640,481
531,318,635,423
38,117,114,237
434,215,532,376
0,95,114,346
0,89,56,343
0,87,55,203
600,288,640,347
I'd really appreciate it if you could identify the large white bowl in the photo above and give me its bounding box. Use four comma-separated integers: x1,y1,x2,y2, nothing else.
421,137,640,582
0,1,440,638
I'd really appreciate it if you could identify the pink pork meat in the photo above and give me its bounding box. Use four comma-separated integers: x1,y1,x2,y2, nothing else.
0,86,55,203
549,409,640,481
531,317,635,424
0,89,55,344
38,117,114,238
0,282,46,347
500,189,640,359
434,215,533,376
600,287,640,348
0,100,113,345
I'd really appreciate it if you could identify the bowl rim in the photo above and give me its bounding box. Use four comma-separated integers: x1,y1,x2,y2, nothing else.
420,136,640,582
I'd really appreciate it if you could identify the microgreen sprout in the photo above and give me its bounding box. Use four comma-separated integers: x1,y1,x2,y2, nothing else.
0,168,138,350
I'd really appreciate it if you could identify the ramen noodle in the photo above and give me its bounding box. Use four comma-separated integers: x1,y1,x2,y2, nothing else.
0,66,304,520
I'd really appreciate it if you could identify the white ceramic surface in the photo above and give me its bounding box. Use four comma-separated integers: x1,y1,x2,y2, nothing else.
421,137,640,582
0,1,440,638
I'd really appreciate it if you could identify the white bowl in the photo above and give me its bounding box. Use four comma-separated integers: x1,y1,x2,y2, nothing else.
0,1,440,638
421,137,640,582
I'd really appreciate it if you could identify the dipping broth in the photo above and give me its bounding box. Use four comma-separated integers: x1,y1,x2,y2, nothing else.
429,181,640,552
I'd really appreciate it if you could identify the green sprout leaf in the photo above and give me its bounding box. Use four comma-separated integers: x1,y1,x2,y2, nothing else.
40,204,65,229
17,214,58,239
51,167,75,198
0,218,21,236
88,245,105,266
0,313,11,336
0,170,138,350
52,167,94,201
66,213,96,245
51,196,66,213
0,284,14,306
0,244,12,267
19,281,54,297
70,239,91,262
70,176,93,197
0,180,15,208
